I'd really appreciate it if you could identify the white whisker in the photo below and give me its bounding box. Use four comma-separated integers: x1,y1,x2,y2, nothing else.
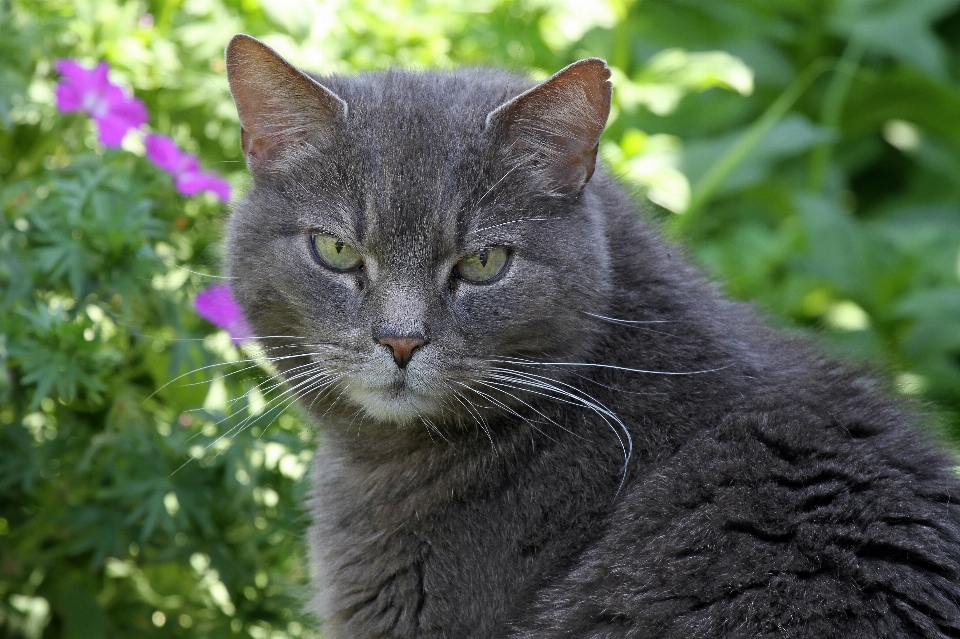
450,386,494,450
146,349,319,402
584,312,673,325
475,378,580,440
488,366,632,494
474,217,549,234
454,381,561,446
171,357,343,474
493,357,730,376
474,162,522,208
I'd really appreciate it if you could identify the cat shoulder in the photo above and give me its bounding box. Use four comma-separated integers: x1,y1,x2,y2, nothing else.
509,398,960,637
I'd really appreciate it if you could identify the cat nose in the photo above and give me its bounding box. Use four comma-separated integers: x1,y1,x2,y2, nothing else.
377,334,428,369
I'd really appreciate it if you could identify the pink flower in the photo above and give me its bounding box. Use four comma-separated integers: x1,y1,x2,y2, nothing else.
54,59,148,147
145,134,231,203
194,284,254,344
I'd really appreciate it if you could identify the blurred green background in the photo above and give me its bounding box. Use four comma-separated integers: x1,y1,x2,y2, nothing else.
2,0,960,636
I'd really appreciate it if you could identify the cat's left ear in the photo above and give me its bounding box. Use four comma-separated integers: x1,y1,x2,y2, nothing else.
486,59,612,194
225,34,347,170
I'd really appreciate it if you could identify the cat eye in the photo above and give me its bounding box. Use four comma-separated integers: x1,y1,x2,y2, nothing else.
310,233,363,271
454,247,510,284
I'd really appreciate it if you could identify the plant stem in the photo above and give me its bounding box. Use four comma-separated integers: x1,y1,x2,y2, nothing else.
808,37,866,192
678,58,832,231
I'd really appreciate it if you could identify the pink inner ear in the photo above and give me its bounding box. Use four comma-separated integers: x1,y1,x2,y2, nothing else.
240,126,282,163
578,141,600,186
240,128,260,161
230,70,299,164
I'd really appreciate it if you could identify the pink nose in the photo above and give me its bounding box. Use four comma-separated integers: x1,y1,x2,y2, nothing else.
377,335,427,369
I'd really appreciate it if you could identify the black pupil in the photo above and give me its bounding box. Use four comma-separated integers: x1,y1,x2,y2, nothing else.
335,240,344,254
479,250,488,267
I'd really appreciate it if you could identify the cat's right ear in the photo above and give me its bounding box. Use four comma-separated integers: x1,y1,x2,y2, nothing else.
225,34,347,170
485,59,612,195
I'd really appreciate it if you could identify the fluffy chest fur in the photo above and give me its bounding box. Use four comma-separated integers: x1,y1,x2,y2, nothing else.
223,34,960,638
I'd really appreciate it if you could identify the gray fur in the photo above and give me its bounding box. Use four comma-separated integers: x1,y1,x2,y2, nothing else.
225,35,960,638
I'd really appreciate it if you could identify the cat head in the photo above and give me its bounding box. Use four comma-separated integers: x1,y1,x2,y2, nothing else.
224,34,614,428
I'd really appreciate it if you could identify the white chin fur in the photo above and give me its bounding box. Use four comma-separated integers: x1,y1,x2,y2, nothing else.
345,385,442,424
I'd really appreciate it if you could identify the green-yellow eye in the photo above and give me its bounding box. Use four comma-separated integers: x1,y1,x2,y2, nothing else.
454,247,510,284
310,233,363,271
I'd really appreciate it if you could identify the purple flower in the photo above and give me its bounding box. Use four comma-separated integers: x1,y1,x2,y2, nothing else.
145,134,231,203
54,59,148,147
194,284,254,344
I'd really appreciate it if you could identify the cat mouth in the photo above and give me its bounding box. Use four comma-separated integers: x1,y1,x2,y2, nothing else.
344,381,444,424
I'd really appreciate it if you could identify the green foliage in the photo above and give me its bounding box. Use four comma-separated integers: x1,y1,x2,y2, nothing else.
1,0,959,637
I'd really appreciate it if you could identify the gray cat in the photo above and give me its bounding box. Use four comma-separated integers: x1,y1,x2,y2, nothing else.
223,33,960,638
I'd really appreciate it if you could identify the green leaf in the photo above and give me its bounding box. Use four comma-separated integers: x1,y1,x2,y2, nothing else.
829,0,959,77
844,67,960,142
53,587,108,639
793,192,871,296
683,114,836,196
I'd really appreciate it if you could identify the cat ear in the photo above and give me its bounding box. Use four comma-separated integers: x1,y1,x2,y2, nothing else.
225,34,347,169
486,58,612,194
